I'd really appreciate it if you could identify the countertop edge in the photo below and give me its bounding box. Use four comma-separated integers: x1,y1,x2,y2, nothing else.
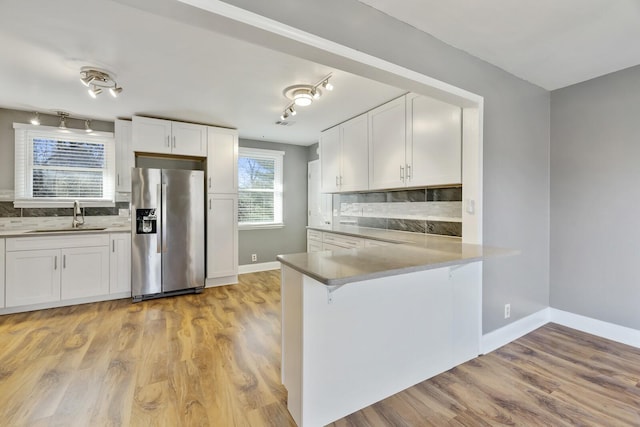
277,254,484,286
0,227,130,238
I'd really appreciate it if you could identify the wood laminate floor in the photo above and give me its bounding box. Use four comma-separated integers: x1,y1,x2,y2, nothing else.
0,271,639,426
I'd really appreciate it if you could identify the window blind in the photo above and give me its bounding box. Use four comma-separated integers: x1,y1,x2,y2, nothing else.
238,148,284,227
13,124,115,207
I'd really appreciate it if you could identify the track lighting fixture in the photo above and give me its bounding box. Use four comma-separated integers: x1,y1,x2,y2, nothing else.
85,120,92,132
79,67,123,99
57,112,69,129
279,73,333,121
30,112,40,126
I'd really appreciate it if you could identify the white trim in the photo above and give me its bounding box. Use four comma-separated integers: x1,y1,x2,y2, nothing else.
205,275,238,288
0,292,130,316
239,261,281,274
13,123,114,138
177,0,483,106
550,308,640,349
481,308,550,354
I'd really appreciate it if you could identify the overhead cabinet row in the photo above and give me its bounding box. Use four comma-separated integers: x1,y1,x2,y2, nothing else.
320,93,462,193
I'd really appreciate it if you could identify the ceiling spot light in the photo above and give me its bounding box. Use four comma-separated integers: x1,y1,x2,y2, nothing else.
293,90,313,107
85,120,92,132
109,86,123,98
322,80,334,91
30,112,40,126
88,86,102,98
79,67,123,99
57,112,69,129
279,73,333,121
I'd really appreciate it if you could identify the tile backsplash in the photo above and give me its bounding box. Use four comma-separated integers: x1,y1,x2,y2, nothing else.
0,201,131,231
335,187,462,237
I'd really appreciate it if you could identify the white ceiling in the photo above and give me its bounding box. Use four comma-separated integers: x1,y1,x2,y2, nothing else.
359,0,640,90
0,0,404,145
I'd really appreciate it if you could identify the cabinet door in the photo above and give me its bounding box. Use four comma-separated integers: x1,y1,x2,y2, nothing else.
115,119,133,192
207,194,238,278
132,116,172,154
207,128,238,193
0,239,4,309
6,249,61,307
110,233,132,295
340,113,369,192
61,246,110,300
407,94,462,186
172,122,207,157
368,96,407,190
307,240,323,253
320,126,341,193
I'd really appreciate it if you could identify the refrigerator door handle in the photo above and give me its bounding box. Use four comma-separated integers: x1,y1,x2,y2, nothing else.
162,183,168,253
157,183,162,254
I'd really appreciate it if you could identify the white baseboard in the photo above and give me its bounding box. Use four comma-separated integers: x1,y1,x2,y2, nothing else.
481,308,550,354
238,261,281,274
205,275,238,288
550,308,640,349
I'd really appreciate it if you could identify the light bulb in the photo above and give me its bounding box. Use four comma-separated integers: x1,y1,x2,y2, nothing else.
109,86,122,98
30,112,40,126
323,80,334,91
289,106,297,116
293,91,313,106
85,120,92,132
88,86,102,98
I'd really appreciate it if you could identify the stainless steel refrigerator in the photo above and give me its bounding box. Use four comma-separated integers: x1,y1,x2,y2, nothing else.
131,168,205,301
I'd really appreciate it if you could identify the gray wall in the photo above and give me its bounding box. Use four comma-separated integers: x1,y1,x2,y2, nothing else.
0,108,114,191
238,138,308,265
550,65,640,329
223,0,550,333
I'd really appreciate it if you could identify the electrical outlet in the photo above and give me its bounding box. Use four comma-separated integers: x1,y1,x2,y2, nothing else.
251,254,257,262
504,303,511,319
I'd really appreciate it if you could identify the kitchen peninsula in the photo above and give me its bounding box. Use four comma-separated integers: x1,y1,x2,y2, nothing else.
277,226,506,427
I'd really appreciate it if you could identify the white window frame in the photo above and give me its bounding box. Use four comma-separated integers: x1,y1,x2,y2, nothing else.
238,147,284,230
13,123,116,208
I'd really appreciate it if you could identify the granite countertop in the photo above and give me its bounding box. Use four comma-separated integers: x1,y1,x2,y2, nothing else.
277,225,512,286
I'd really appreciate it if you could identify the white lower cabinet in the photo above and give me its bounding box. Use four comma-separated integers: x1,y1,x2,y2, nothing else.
307,229,396,253
109,233,131,294
60,246,110,300
6,249,61,307
5,234,111,309
0,239,4,308
207,194,238,279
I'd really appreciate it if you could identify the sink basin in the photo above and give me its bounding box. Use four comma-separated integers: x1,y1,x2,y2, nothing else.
28,227,107,233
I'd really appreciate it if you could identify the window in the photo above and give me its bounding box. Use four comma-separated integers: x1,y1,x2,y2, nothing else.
14,124,115,207
238,147,284,228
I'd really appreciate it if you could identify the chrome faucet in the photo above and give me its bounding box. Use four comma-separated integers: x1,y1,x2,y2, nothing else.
72,200,85,228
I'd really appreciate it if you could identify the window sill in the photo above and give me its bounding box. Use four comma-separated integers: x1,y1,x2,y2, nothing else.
14,200,116,209
239,223,284,231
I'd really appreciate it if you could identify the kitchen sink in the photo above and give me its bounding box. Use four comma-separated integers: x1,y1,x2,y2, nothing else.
27,227,107,233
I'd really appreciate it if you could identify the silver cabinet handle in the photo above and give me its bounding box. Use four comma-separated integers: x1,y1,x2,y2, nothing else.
157,183,162,254
166,135,170,148
54,255,57,270
172,135,176,148
400,165,404,181
112,240,115,252
63,255,66,269
208,177,211,189
335,176,339,187
117,174,120,186
209,198,212,210
406,164,411,180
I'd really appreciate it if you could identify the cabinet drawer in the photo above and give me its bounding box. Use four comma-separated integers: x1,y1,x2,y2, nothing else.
322,233,364,249
7,234,109,251
322,242,350,252
364,239,393,248
307,240,323,253
307,229,323,242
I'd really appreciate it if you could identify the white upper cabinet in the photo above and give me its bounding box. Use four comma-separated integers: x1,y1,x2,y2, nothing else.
132,116,207,157
207,127,238,194
115,119,133,193
406,94,462,187
368,97,407,190
320,126,341,193
171,121,207,157
320,113,368,193
339,114,369,192
368,94,462,190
